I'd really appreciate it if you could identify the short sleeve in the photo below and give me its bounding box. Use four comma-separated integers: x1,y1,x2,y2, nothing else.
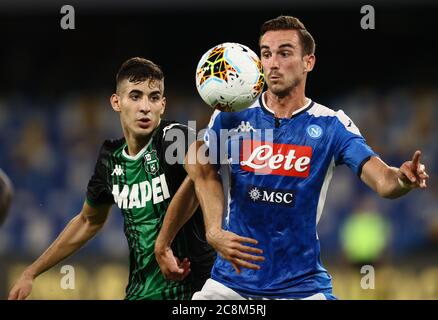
333,110,378,177
160,122,196,194
163,123,196,162
86,142,115,207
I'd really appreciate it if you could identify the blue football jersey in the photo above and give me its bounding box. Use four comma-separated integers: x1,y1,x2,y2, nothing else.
204,93,378,299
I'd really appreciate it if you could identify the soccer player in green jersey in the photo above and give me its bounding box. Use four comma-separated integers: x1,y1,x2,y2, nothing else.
8,57,215,300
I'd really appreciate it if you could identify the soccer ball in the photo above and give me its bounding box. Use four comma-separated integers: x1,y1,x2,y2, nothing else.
195,42,264,112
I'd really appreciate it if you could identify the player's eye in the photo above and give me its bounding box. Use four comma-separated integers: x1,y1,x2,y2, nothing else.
150,95,161,102
261,52,271,59
280,51,291,57
130,93,140,101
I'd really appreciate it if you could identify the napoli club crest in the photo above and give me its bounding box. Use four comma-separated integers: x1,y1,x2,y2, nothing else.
306,124,323,139
144,150,159,175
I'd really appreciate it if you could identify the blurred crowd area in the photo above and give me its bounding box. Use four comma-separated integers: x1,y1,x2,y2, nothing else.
0,87,438,298
3,261,438,300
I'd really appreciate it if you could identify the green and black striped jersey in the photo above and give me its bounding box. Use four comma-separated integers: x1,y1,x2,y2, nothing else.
86,120,215,300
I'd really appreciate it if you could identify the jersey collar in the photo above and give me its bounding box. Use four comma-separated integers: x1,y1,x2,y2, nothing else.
121,120,162,161
259,92,314,119
122,137,153,161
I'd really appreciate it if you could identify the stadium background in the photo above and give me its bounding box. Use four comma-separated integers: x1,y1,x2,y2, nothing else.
0,0,437,299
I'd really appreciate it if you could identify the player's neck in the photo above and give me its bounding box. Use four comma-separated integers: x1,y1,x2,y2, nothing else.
265,87,308,118
124,132,153,157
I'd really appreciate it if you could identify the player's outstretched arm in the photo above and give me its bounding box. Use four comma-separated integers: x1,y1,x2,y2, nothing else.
184,141,264,274
155,176,197,281
8,202,111,300
361,150,429,199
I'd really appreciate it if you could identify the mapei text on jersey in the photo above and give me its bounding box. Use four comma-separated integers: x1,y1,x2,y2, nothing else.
112,174,170,209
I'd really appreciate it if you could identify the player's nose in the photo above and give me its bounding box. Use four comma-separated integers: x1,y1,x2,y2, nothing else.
272,62,280,70
267,54,280,69
139,99,151,113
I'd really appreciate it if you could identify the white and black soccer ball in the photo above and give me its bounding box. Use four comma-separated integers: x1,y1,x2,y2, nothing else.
195,42,265,112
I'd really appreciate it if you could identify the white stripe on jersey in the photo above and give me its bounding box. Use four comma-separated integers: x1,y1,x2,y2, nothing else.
307,103,362,136
316,157,335,229
207,110,221,129
162,122,194,138
219,162,232,227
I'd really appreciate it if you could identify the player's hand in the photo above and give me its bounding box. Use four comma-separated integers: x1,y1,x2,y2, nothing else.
8,272,34,300
397,150,429,190
206,229,264,274
154,246,191,281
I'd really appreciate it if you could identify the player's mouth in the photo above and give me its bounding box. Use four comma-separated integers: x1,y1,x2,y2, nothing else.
268,74,281,81
137,118,152,129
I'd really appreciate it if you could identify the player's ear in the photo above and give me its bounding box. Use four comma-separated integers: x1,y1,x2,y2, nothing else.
160,96,166,115
110,94,121,112
303,54,316,72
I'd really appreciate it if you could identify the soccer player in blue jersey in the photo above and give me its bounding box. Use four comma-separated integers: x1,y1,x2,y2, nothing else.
155,16,429,299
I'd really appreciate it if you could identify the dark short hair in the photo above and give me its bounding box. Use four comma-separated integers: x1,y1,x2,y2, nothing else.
260,16,316,56
116,57,164,91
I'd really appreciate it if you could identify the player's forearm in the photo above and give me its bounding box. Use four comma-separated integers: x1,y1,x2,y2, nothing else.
185,141,225,239
24,213,103,279
155,177,199,250
377,166,411,199
193,173,225,238
361,157,412,199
